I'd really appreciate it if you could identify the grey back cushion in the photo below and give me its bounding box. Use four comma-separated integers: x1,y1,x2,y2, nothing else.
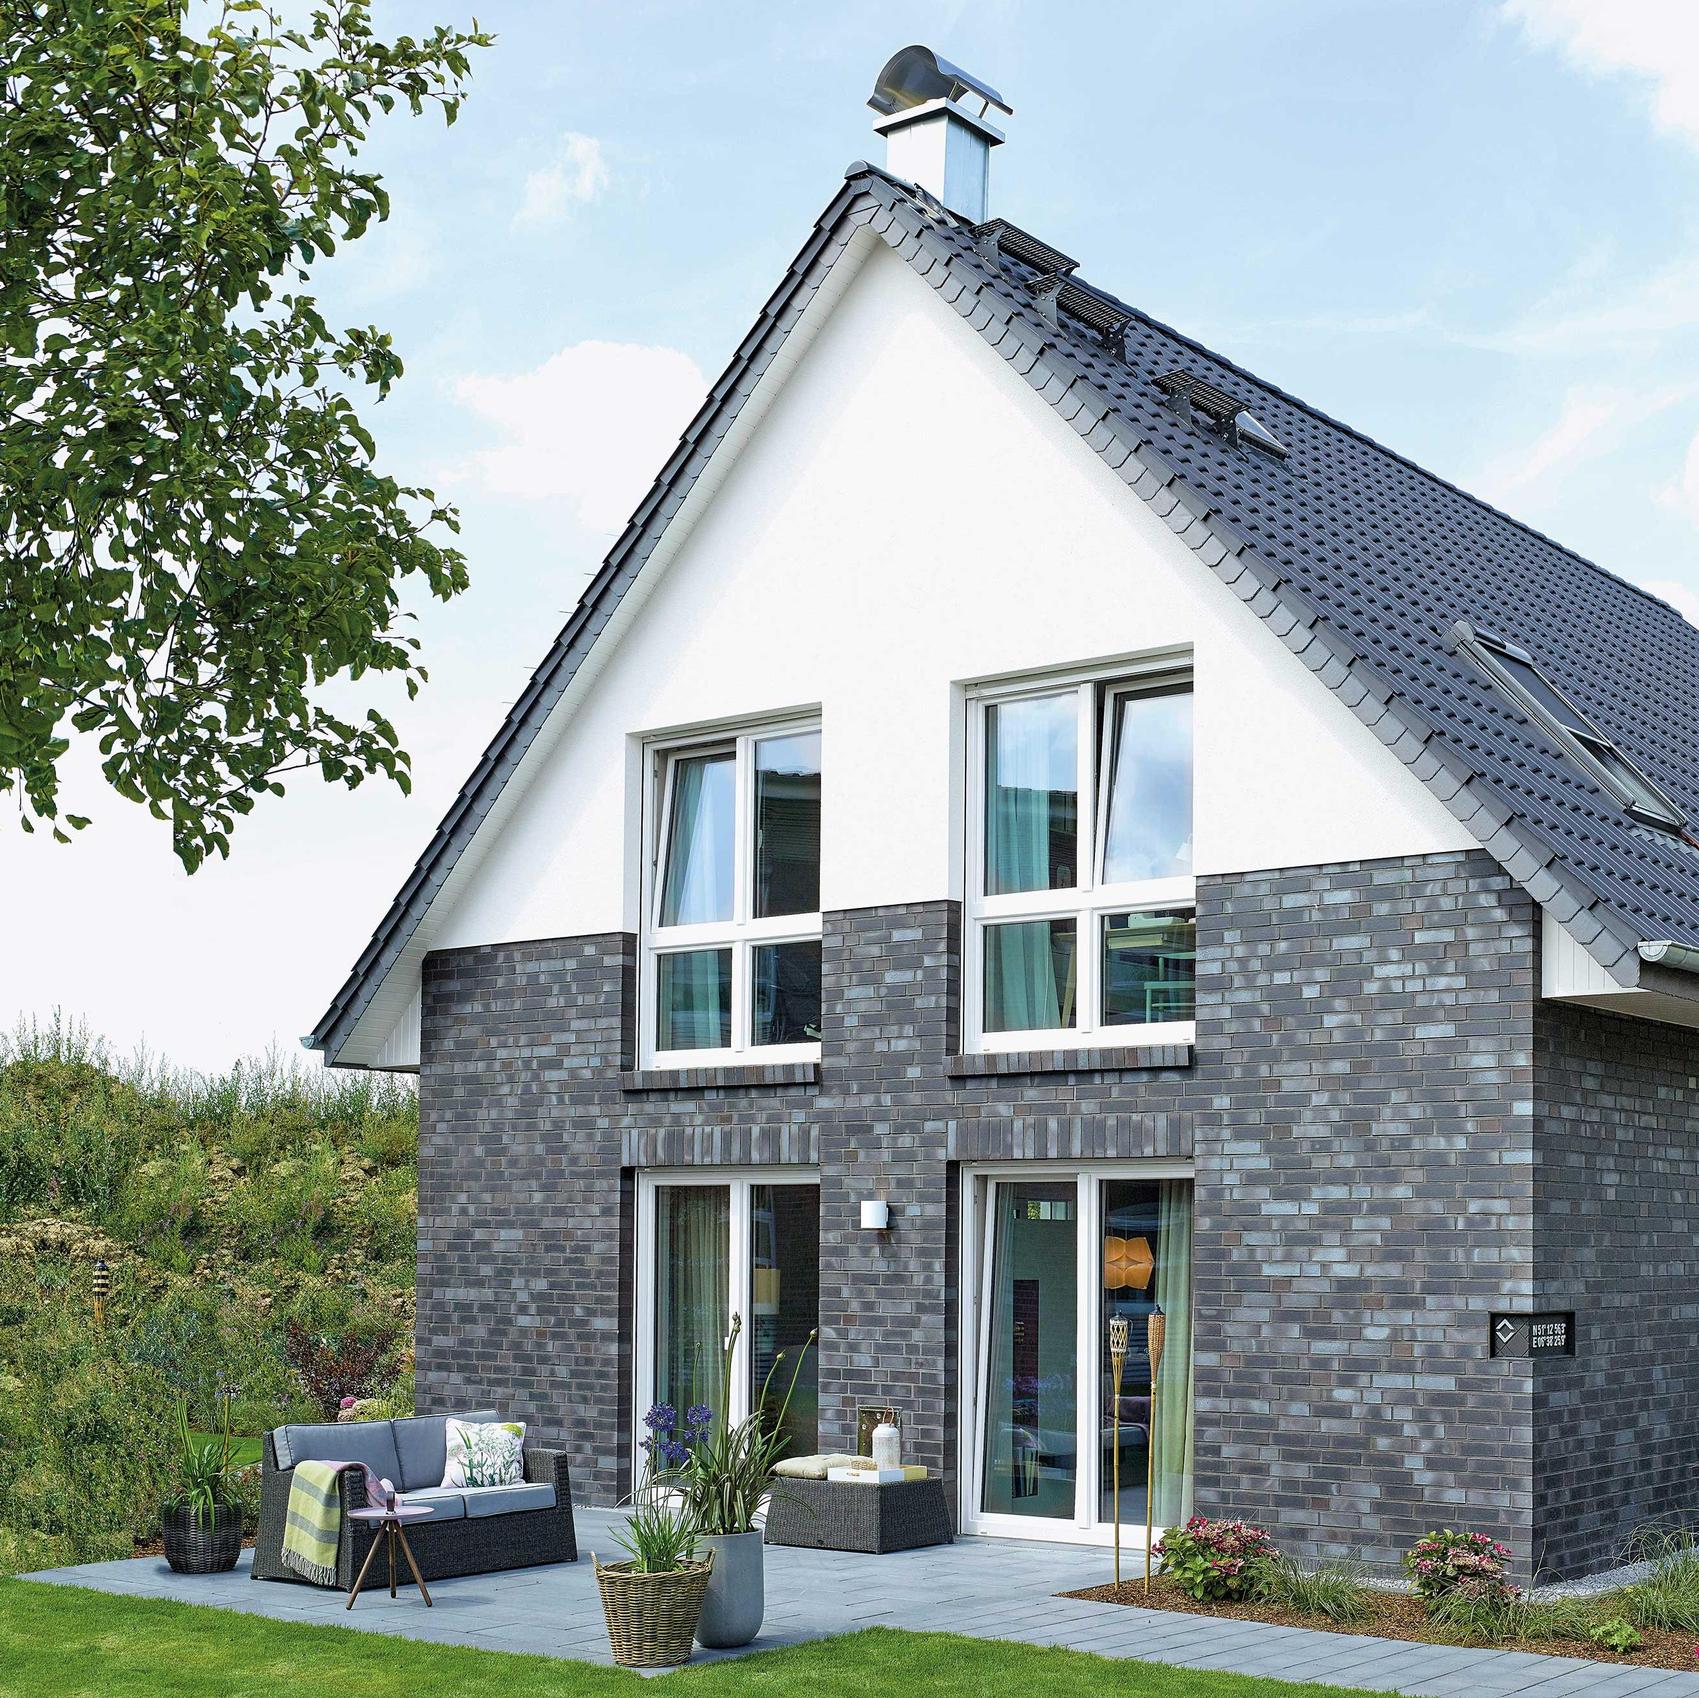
392,1409,500,1493
274,1419,402,1482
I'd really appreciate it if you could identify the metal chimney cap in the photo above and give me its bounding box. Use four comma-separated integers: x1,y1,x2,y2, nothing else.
867,45,1012,120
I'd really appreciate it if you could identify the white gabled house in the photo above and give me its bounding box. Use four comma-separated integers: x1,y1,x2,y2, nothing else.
311,49,1699,1578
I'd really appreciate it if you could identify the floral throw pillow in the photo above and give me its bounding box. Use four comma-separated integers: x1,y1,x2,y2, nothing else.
442,1418,525,1488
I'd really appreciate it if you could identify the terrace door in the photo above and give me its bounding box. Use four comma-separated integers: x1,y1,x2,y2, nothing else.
965,1167,1194,1543
637,1171,820,1470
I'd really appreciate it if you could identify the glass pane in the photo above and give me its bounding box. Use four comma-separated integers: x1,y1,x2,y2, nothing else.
981,1181,1078,1518
1494,650,1593,738
983,918,1077,1033
656,948,731,1051
986,693,1078,895
755,731,821,917
658,750,735,926
751,1185,819,1456
753,939,822,1046
654,1186,729,1452
1100,1178,1192,1528
1102,688,1193,884
1103,911,1196,1026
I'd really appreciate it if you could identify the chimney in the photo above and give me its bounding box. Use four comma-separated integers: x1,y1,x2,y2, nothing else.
867,45,1012,224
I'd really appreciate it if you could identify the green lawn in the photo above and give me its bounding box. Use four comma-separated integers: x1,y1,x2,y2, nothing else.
0,1580,1394,1698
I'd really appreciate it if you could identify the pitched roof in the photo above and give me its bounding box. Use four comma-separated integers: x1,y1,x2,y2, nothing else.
307,163,1699,1062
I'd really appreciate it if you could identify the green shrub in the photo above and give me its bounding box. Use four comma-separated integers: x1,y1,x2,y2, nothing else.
1259,1554,1369,1623
345,1168,418,1266
115,1141,209,1267
1589,1617,1643,1652
1405,1529,1518,1603
0,1272,177,1554
1152,1516,1278,1601
226,1140,341,1265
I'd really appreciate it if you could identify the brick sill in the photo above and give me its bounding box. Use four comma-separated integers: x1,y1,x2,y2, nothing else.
947,1045,1194,1078
621,1062,821,1093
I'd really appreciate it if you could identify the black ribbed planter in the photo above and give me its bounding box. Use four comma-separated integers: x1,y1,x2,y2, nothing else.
161,1501,243,1573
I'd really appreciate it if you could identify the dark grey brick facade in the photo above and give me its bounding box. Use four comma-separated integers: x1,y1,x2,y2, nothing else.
1534,1002,1699,1577
415,848,1696,1579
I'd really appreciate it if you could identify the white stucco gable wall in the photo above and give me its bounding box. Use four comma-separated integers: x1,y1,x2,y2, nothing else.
426,238,1470,957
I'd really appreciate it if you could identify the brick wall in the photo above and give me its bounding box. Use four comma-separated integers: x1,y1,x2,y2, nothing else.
1534,1002,1699,1577
417,849,1559,1572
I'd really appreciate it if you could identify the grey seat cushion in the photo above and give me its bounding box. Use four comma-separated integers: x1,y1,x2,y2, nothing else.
395,1486,466,1522
274,1419,401,1482
460,1482,556,1518
391,1409,500,1493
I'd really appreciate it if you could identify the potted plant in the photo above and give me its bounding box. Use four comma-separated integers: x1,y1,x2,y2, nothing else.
677,1313,816,1650
161,1388,243,1574
593,1468,713,1668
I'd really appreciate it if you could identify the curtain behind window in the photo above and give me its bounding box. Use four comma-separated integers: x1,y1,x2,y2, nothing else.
1152,1178,1194,1526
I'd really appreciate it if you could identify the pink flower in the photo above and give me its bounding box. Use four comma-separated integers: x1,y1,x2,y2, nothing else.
339,1396,357,1408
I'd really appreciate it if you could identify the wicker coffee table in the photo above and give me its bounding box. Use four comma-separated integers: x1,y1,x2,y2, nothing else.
763,1476,952,1554
346,1503,434,1608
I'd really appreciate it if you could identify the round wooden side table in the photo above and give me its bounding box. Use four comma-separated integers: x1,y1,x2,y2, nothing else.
346,1503,435,1609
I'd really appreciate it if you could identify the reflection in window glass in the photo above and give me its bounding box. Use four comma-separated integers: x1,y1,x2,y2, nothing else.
1103,911,1196,1026
751,1185,819,1455
755,731,821,917
1099,1178,1193,1527
984,918,1078,1033
986,694,1078,895
980,1180,1078,1518
656,948,732,1050
658,751,736,926
753,939,822,1046
1102,689,1192,885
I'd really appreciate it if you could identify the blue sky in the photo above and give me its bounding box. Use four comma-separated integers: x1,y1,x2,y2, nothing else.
9,0,1699,1071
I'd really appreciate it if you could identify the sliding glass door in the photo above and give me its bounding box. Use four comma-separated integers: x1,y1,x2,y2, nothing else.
965,1166,1193,1542
637,1172,819,1464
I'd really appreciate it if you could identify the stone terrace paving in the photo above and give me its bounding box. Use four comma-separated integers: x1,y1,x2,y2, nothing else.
26,1507,1699,1695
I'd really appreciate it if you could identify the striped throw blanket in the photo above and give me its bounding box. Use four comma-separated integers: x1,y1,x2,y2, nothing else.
281,1461,382,1585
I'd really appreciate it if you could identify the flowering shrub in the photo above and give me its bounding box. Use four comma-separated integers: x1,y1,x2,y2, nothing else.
1403,1529,1519,1603
1154,1515,1278,1601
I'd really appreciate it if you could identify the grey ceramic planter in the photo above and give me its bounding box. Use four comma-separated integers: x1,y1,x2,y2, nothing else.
694,1530,764,1648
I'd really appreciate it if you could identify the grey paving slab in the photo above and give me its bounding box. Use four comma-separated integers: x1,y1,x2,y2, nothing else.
24,1505,1699,1697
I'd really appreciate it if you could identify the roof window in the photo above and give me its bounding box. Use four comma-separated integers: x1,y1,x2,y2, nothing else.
1452,622,1686,833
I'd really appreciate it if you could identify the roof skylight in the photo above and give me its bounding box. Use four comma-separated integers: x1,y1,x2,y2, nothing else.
1452,622,1686,833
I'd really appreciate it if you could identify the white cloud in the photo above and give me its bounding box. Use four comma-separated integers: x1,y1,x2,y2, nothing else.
452,340,706,534
1502,1,1699,147
515,133,610,228
1473,382,1693,505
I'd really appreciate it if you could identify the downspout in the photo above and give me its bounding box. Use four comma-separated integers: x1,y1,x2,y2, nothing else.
1638,940,1699,976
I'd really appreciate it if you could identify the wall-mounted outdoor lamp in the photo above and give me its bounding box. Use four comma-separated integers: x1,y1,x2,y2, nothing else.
859,1200,891,1231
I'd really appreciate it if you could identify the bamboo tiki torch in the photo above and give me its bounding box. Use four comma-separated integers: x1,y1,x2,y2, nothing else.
92,1258,110,1331
1108,1315,1129,1587
1145,1306,1166,1594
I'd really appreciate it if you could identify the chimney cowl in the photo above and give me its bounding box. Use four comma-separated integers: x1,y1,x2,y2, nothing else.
867,45,1010,225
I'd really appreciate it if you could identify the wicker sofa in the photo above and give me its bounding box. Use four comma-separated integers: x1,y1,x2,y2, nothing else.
252,1410,576,1587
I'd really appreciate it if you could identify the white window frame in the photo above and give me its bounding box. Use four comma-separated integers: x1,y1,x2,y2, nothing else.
640,718,823,1069
964,659,1195,1053
633,1168,821,1476
956,1160,1195,1545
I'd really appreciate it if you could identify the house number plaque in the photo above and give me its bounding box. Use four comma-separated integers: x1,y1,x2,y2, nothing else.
1489,1312,1576,1358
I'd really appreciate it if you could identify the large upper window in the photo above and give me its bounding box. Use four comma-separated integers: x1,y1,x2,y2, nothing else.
968,666,1195,1050
645,723,822,1065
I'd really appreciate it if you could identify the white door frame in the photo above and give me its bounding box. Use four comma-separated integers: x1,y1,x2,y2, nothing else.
633,1167,821,1476
956,1159,1194,1546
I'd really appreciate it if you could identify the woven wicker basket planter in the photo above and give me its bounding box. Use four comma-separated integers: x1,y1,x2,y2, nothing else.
161,1501,243,1574
593,1552,714,1667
